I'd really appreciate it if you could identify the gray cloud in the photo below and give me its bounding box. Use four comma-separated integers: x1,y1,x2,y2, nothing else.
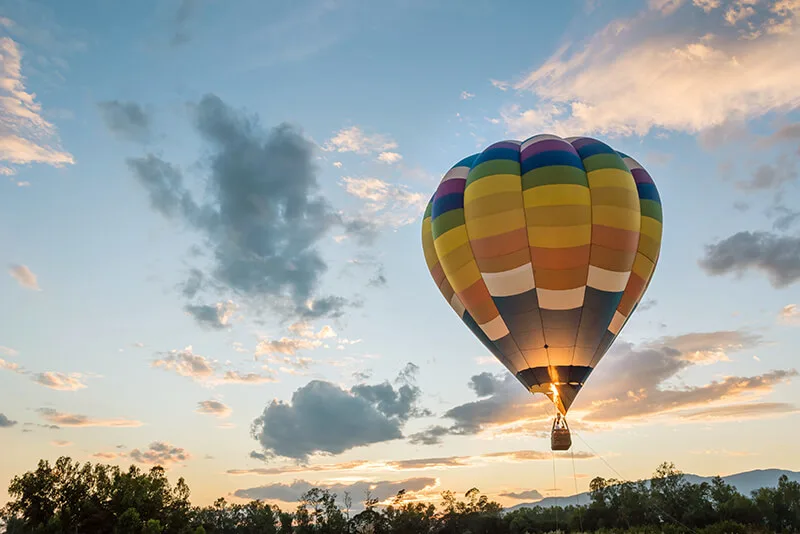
97,101,151,143
769,122,800,142
233,477,437,505
170,0,198,46
699,231,800,288
736,158,797,190
0,413,17,427
252,364,428,461
500,489,544,500
770,205,800,231
130,441,191,465
184,301,236,330
409,373,547,445
125,94,375,324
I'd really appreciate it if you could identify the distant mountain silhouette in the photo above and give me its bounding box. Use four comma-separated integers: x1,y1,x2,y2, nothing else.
504,468,800,512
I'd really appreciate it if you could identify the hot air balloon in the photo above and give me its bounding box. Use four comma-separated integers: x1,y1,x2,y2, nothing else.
421,134,663,450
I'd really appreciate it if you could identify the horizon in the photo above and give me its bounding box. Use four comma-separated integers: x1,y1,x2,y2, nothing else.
2,0,800,513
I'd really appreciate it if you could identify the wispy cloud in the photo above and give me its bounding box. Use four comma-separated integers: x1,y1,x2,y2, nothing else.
37,408,142,428
498,1,800,138
196,399,232,418
779,303,799,324
460,91,475,100
8,264,40,290
340,176,426,230
184,300,237,330
0,35,74,174
322,126,398,155
50,440,72,447
229,449,593,477
32,372,87,391
152,346,275,385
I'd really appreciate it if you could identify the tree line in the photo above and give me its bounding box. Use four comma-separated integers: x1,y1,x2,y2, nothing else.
1,456,798,533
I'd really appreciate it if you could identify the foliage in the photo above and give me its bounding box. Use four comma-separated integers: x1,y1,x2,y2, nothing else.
1,458,798,533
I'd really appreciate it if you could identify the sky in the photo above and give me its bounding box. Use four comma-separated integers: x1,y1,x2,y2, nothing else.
1,0,800,511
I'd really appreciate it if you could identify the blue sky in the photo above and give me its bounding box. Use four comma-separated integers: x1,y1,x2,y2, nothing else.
1,0,799,509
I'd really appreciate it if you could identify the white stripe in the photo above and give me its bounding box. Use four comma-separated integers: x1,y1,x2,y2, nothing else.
587,266,631,292
441,165,471,182
450,293,466,317
482,263,535,297
608,310,626,335
622,156,643,171
521,134,563,151
479,315,509,341
537,287,585,310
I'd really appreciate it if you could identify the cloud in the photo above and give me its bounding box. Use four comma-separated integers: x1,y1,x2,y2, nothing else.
460,91,475,100
770,205,800,231
340,176,426,229
409,373,550,445
184,300,237,330
0,346,18,356
251,364,428,461
230,448,595,477
96,100,151,143
0,36,74,174
37,408,142,427
152,345,275,384
8,264,40,290
736,157,798,190
497,1,800,138
196,399,231,417
152,346,215,380
574,331,797,422
126,94,375,323
32,372,87,391
322,126,398,154
500,489,544,500
699,231,800,288
92,452,122,460
233,477,438,505
170,0,198,46
779,303,800,324
770,121,800,142
222,370,277,384
51,440,71,447
130,441,191,465
0,358,23,373
679,402,798,420
377,151,402,164
0,413,17,427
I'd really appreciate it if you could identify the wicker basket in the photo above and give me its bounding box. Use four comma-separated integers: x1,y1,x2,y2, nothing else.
551,416,572,451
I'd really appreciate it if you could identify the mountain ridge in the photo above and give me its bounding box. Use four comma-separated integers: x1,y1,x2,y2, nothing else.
504,468,800,512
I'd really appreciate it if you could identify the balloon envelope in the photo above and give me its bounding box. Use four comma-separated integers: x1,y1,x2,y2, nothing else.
421,135,663,415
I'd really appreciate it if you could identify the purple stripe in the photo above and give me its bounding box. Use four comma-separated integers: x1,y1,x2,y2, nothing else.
631,169,654,185
435,177,466,198
487,140,521,151
568,137,597,150
520,139,578,161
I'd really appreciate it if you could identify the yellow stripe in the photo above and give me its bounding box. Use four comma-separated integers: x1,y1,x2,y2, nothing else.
587,168,636,191
445,259,482,293
463,174,520,203
640,216,663,241
639,235,660,262
433,226,469,257
464,191,522,217
528,225,592,248
588,187,640,209
523,184,590,207
631,252,655,280
592,206,641,231
441,242,475,273
421,219,440,269
466,209,526,239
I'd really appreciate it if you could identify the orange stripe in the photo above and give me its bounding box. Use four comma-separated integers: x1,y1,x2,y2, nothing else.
470,227,528,258
591,225,640,252
530,245,590,270
618,273,646,315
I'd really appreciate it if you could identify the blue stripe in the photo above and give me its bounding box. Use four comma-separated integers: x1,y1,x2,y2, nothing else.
637,183,661,203
431,192,464,219
453,154,479,169
521,150,584,174
575,141,615,159
616,151,630,159
473,147,519,165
